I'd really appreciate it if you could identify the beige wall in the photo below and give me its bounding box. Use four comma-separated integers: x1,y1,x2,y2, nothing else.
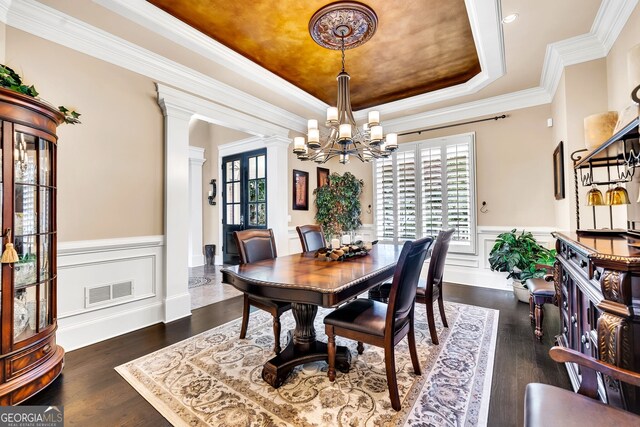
288,153,374,229
401,104,556,227
5,28,164,242
606,5,640,114
0,22,6,63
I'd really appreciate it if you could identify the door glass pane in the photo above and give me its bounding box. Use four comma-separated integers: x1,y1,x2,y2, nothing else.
39,283,50,329
39,188,51,233
14,286,37,341
14,132,37,184
249,181,257,202
15,184,37,236
233,160,240,181
257,155,265,178
226,162,233,181
258,203,266,225
233,182,240,203
249,157,256,180
14,235,36,288
39,138,52,186
234,205,241,225
249,204,257,225
258,179,266,201
39,234,51,281
226,205,233,225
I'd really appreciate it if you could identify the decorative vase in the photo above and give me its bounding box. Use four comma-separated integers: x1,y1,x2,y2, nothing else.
512,280,530,304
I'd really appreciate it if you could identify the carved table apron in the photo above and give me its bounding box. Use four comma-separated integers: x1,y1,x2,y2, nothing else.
221,244,403,388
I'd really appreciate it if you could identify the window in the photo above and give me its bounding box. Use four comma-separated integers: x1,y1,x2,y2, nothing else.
374,133,476,254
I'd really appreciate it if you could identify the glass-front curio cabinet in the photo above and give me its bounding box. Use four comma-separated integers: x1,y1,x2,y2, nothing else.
0,87,64,404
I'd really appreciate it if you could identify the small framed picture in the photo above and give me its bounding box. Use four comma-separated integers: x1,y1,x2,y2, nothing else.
553,141,565,200
317,167,330,188
292,169,309,210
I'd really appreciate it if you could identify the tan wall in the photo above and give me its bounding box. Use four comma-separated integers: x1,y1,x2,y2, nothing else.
5,28,164,242
606,5,640,114
401,104,556,227
288,153,374,228
0,22,6,63
552,72,570,231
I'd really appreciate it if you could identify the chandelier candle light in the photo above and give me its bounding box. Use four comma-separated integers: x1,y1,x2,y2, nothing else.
293,1,398,164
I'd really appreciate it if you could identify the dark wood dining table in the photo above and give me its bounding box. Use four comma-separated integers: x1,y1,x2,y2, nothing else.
221,243,403,388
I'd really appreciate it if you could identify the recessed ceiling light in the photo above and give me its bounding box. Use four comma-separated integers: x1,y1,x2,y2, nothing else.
502,13,519,24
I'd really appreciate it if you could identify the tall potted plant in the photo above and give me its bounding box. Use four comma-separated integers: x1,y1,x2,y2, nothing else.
488,229,556,303
314,172,363,240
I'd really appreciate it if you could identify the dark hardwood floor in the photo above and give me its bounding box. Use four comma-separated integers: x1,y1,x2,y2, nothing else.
24,283,570,427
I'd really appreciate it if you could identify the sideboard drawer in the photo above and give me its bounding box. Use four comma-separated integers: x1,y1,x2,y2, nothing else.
5,336,55,381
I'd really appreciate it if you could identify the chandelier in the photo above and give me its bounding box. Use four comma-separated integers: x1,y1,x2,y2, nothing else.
293,2,397,164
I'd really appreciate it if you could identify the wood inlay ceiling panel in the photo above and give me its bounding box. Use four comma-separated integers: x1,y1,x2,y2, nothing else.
147,0,481,110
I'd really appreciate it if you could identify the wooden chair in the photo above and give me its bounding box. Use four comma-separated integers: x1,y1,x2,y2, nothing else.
324,236,434,411
525,346,640,426
526,264,557,340
296,224,326,252
369,228,455,345
234,229,291,354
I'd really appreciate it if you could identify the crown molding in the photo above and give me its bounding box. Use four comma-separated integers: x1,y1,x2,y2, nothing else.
96,0,505,120
0,0,10,22
158,84,289,138
93,0,327,114
384,87,551,134
592,0,639,51
3,0,306,133
540,0,637,97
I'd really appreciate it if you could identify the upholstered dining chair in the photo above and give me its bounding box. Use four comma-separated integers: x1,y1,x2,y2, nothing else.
296,224,326,252
233,229,291,354
524,346,640,426
369,228,455,345
324,236,434,411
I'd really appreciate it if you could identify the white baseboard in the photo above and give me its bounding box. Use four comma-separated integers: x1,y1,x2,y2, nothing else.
214,254,223,266
189,255,205,267
164,292,192,323
57,301,164,352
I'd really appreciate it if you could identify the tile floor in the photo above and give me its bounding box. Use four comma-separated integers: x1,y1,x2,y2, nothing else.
188,264,242,310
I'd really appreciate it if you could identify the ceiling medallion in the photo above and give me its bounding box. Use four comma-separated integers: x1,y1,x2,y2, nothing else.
294,2,396,165
309,1,378,50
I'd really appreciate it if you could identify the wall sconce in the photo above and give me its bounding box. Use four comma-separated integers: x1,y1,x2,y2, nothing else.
208,179,217,205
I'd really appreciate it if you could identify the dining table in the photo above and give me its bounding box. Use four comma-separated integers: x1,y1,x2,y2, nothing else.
221,243,403,388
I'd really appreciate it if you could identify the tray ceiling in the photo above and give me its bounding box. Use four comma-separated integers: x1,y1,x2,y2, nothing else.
146,0,481,110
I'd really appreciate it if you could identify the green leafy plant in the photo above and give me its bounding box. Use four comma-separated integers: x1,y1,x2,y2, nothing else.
488,229,556,285
0,64,81,124
314,172,364,238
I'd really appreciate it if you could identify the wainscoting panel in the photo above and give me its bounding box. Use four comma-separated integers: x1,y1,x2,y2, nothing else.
56,236,165,351
430,226,556,290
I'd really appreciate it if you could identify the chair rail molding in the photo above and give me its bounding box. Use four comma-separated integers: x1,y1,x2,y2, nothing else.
56,235,165,351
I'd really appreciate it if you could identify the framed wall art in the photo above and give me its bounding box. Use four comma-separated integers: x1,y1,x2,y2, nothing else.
317,167,330,188
553,141,565,200
293,169,309,210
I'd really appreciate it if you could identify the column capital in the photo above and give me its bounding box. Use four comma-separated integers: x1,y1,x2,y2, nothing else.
264,135,291,149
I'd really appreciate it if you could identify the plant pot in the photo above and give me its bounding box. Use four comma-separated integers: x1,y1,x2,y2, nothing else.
512,280,530,303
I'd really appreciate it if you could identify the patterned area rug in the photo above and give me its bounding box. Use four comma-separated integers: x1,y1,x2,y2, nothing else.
188,276,212,288
116,301,498,426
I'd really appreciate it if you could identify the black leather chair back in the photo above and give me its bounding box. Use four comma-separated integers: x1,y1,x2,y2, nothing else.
234,229,277,264
386,236,434,325
296,224,326,252
426,228,455,287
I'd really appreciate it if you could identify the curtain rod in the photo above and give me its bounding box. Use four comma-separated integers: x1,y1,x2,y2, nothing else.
398,114,508,137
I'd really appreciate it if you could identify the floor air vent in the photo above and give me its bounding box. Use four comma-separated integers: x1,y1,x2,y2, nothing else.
85,281,134,308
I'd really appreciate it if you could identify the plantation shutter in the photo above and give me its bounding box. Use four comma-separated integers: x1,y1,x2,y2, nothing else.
396,150,417,240
375,157,394,239
446,142,472,244
374,133,476,254
421,146,443,237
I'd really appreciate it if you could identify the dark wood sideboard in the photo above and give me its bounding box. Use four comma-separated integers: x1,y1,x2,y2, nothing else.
554,231,640,413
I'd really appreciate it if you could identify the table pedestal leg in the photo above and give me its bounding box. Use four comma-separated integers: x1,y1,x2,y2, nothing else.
261,303,351,388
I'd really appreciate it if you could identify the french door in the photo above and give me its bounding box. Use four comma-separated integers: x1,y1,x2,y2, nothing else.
222,149,267,264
